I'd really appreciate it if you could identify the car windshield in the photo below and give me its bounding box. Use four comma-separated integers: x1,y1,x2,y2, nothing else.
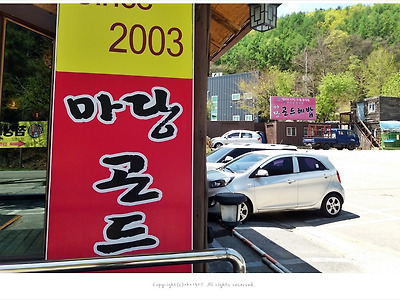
206,147,232,163
222,153,268,174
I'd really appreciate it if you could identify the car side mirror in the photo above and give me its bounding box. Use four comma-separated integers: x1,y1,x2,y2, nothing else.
223,156,233,163
255,169,269,177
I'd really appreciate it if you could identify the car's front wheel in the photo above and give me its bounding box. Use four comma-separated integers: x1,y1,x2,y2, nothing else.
320,194,342,217
238,200,252,222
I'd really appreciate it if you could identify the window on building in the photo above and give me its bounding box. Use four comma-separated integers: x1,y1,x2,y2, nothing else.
232,93,240,101
245,115,253,121
244,92,252,99
286,127,296,136
303,127,310,137
233,115,240,121
210,95,218,121
368,102,376,113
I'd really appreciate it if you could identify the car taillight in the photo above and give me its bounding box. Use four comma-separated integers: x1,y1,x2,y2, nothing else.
336,170,341,183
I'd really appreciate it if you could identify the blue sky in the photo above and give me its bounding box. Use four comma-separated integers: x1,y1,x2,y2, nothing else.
277,1,374,17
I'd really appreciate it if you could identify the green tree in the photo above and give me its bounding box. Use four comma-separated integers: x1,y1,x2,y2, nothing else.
316,72,357,121
362,48,397,97
347,55,367,99
381,73,400,97
1,21,53,122
215,3,400,75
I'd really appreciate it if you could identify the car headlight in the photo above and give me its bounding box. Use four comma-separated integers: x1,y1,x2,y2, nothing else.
208,177,233,188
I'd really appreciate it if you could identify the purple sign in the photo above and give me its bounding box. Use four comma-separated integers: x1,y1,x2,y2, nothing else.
270,96,316,121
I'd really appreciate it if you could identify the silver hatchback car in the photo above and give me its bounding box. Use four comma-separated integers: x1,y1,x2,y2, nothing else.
211,130,263,148
208,150,345,222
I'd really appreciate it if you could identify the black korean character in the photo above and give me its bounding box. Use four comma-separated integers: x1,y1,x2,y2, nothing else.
64,95,96,122
93,152,162,206
96,92,124,124
282,106,288,116
15,125,26,137
122,87,182,142
2,124,14,137
94,212,159,256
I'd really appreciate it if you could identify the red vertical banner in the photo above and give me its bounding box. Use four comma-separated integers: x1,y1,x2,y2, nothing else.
46,4,193,272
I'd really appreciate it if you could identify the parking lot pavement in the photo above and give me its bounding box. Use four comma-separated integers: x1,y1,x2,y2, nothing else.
207,219,274,273
207,216,322,273
207,217,324,273
0,170,46,195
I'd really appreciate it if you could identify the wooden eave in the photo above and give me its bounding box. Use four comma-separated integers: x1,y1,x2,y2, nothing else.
209,3,251,63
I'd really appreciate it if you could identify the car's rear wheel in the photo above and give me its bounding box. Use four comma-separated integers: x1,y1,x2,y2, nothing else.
214,142,223,148
322,143,330,150
321,194,342,217
238,200,252,222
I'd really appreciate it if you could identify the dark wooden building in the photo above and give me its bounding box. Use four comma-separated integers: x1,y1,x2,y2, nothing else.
264,121,341,146
352,96,400,148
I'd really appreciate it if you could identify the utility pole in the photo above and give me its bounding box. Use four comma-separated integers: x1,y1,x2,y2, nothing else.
304,46,308,95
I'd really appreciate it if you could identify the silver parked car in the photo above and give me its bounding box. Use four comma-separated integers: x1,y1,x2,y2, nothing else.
211,130,263,148
208,150,344,222
207,143,297,171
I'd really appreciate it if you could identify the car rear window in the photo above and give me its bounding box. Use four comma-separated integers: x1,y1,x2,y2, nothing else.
241,132,252,138
298,156,327,172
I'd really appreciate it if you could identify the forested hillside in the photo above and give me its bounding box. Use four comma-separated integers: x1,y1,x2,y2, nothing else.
211,3,400,121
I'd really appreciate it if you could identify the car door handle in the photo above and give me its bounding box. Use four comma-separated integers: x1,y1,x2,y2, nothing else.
287,179,296,184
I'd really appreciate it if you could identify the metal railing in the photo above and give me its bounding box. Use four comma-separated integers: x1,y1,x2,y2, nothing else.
0,248,246,273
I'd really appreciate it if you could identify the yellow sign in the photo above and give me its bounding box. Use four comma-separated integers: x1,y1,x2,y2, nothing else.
56,3,193,79
0,121,48,148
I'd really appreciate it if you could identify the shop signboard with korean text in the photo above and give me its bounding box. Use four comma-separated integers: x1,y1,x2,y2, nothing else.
46,4,193,272
0,121,47,148
270,96,316,121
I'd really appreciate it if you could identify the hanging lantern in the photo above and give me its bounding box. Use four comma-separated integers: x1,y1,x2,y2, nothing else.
249,4,280,32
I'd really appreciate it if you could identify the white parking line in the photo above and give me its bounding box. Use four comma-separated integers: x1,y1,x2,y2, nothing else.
280,257,353,265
